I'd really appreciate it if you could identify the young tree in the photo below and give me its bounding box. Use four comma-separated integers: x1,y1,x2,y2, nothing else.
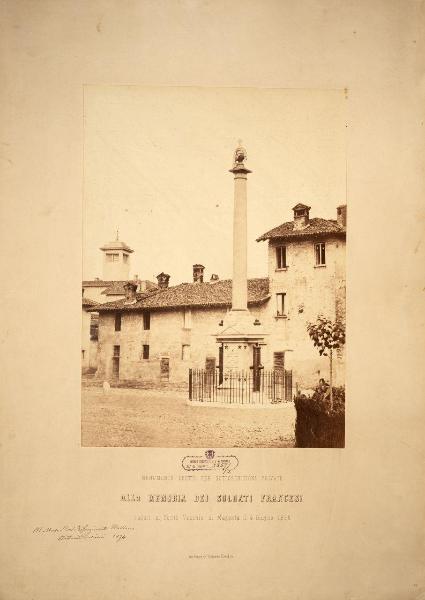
307,315,346,409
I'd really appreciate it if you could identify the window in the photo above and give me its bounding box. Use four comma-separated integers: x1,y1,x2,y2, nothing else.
106,253,119,262
315,243,326,266
182,344,191,361
276,293,286,317
276,245,287,269
114,312,122,331
142,344,150,360
123,254,128,263
113,345,120,357
143,311,151,330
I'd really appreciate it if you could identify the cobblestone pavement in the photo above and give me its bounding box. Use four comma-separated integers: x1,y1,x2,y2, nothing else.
81,386,295,448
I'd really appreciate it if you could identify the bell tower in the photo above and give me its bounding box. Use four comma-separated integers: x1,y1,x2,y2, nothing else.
100,231,134,280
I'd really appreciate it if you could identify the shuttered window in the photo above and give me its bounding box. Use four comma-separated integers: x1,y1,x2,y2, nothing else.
276,246,287,269
315,243,326,266
276,293,286,316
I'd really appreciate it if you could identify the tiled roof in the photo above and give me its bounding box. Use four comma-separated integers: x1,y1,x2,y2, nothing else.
256,218,346,242
292,203,311,210
91,278,270,312
82,280,157,296
99,240,134,253
82,280,113,288
82,297,99,307
101,280,157,296
87,290,158,312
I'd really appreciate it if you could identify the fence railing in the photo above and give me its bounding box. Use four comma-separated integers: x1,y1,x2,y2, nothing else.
188,369,293,405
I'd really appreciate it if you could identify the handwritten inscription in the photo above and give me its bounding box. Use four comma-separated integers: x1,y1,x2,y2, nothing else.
32,524,134,543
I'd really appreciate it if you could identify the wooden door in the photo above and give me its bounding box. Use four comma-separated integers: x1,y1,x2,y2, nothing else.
112,345,120,378
218,345,224,385
252,345,261,392
160,357,170,381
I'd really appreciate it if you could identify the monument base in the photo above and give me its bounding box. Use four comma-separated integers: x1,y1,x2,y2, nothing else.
215,309,268,374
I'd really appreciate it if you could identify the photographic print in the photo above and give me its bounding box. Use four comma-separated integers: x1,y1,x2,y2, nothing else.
3,2,424,599
81,86,346,448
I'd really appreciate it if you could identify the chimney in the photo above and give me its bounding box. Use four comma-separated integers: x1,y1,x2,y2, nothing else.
193,264,205,283
133,274,139,280
210,274,219,282
292,203,311,230
123,281,138,302
156,272,170,289
337,205,347,227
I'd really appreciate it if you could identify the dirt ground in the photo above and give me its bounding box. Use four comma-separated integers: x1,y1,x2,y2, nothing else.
81,386,296,448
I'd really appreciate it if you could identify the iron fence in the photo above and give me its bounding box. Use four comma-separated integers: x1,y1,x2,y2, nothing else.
188,369,293,405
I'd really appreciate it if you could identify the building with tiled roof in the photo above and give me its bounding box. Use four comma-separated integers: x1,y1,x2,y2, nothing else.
90,266,274,384
86,203,346,388
82,233,157,373
254,203,346,387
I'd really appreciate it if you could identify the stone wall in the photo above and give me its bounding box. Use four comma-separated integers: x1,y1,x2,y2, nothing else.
95,313,117,380
81,308,98,372
97,306,234,383
81,309,91,370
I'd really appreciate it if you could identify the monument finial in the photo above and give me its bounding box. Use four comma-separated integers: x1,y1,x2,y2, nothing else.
116,228,119,241
233,143,247,168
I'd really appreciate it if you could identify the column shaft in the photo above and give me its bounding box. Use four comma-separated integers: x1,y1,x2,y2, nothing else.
232,173,248,311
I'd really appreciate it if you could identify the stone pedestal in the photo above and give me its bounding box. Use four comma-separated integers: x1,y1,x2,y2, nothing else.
216,309,267,376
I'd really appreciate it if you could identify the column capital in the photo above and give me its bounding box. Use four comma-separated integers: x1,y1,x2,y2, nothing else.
229,166,252,176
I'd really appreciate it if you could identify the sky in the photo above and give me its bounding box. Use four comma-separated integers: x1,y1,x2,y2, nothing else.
83,86,346,284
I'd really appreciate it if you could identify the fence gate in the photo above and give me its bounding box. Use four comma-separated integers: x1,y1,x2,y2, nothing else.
188,369,293,404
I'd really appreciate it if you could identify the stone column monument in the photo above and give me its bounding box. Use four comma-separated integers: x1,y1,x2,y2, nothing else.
230,145,251,311
215,144,267,376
